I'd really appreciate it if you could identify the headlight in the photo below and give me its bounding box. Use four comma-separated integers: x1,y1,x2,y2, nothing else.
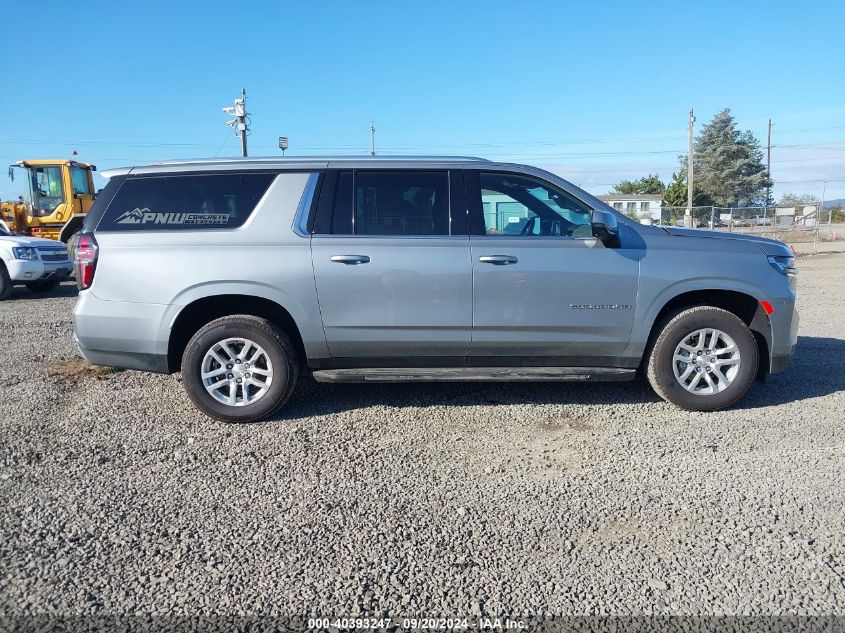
12,247,39,260
768,255,796,276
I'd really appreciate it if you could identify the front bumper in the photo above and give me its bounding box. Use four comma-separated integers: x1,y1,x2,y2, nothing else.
6,258,73,282
768,304,799,374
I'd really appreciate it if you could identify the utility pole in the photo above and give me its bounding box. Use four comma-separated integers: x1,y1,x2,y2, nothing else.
822,180,829,237
222,89,248,157
766,118,773,206
686,108,695,225
370,122,376,157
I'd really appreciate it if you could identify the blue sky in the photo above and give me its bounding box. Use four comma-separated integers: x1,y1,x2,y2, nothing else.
2,0,844,201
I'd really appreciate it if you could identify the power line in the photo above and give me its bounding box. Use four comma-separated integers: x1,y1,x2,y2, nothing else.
3,131,845,154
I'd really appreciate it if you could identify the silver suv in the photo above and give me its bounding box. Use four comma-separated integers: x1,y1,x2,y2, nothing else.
72,157,798,422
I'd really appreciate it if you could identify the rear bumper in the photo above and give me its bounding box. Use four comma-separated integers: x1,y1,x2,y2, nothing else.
74,335,169,373
73,290,170,373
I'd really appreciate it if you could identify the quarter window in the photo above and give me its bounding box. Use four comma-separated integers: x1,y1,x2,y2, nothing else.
97,172,275,231
478,172,592,238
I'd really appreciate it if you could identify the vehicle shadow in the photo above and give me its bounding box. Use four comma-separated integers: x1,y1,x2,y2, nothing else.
7,281,78,301
274,335,844,421
739,335,845,409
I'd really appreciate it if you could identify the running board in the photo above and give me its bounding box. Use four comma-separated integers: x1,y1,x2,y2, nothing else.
312,367,636,383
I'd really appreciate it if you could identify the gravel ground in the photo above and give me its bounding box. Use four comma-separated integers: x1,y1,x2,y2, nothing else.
1,255,844,625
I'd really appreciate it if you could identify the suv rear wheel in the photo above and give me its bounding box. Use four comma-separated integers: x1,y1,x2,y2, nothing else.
181,315,298,422
647,306,758,411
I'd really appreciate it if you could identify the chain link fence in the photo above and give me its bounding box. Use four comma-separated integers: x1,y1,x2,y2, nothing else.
650,205,836,247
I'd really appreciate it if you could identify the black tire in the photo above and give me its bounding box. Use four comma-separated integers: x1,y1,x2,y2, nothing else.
0,262,12,301
181,315,298,423
25,279,60,293
646,306,759,411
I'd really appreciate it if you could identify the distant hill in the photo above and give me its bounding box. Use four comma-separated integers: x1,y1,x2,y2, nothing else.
824,198,845,208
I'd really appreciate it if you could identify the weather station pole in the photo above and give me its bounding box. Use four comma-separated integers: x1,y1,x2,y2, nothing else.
221,89,249,158
238,89,247,157
370,122,376,157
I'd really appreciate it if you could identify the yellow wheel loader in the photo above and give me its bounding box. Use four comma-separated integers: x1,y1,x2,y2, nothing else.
1,159,97,245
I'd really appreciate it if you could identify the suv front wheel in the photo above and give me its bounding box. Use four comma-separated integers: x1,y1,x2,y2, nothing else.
647,306,759,411
182,315,298,422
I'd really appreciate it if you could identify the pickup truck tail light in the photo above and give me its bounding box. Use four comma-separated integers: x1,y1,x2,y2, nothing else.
73,233,98,290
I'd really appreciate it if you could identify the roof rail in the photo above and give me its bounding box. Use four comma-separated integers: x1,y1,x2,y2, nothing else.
146,155,491,166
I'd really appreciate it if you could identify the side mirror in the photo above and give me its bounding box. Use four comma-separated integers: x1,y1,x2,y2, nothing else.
591,209,620,248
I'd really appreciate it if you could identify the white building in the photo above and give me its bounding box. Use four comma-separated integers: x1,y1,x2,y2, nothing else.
598,194,663,222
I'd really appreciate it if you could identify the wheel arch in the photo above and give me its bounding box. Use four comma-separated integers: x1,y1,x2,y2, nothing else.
167,294,307,373
642,288,771,378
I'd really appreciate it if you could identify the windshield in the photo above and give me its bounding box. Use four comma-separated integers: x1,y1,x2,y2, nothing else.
28,166,64,216
0,220,11,236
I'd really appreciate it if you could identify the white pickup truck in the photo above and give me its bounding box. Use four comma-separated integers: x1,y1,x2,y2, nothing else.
0,220,73,300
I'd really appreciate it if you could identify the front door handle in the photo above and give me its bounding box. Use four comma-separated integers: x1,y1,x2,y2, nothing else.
479,255,518,265
330,255,370,265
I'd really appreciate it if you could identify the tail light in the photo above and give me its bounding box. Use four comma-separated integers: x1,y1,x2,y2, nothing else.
74,233,98,290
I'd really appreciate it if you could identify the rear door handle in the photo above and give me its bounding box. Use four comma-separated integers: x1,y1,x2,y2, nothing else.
330,255,370,265
479,255,518,265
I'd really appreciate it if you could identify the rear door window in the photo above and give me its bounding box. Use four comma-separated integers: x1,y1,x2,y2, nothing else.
323,170,451,236
355,171,449,236
97,172,275,231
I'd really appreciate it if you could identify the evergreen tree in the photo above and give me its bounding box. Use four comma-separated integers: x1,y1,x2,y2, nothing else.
662,171,710,208
663,171,688,207
687,109,771,207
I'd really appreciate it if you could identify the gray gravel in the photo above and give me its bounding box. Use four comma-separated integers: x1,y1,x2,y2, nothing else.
1,255,844,621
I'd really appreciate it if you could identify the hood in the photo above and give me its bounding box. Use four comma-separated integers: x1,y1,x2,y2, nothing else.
0,234,68,249
662,227,793,257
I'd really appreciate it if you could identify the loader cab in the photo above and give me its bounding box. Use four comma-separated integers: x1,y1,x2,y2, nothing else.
7,159,96,240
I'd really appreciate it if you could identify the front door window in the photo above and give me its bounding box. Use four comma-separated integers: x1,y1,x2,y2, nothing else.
478,172,593,238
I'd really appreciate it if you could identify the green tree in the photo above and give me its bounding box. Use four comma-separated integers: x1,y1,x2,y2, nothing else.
662,171,709,208
663,171,687,207
612,173,665,195
683,108,772,207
